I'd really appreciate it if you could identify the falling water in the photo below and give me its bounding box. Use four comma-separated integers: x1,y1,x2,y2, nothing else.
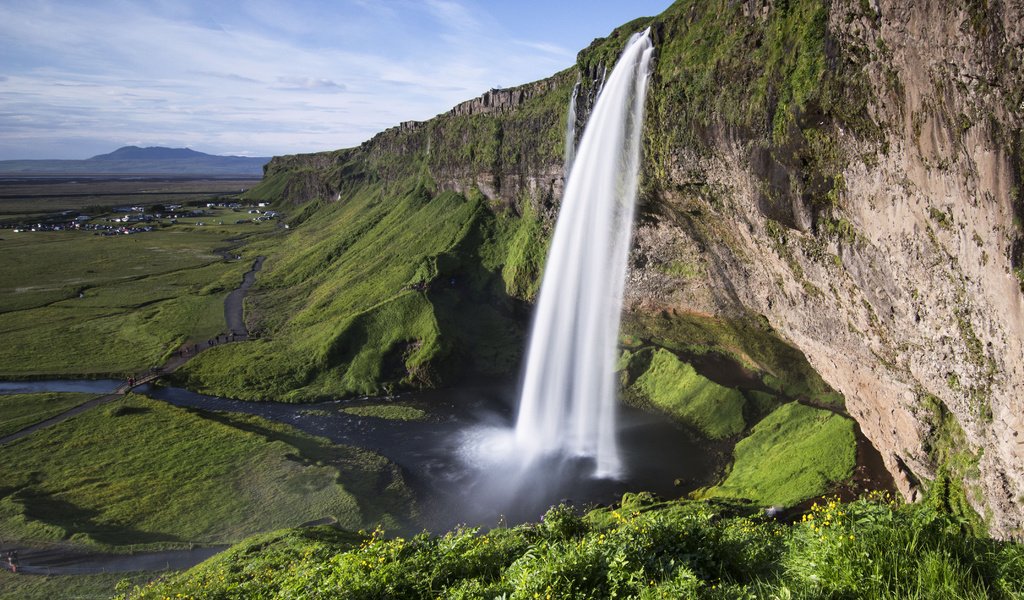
564,80,581,180
514,29,654,479
595,64,609,101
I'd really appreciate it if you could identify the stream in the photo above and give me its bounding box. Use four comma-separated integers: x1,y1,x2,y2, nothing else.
0,379,722,575
140,381,723,530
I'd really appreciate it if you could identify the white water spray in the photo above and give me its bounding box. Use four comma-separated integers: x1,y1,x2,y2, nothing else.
514,29,654,479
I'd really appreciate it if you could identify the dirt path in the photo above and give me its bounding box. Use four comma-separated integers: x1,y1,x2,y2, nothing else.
0,256,265,447
1,544,226,575
224,256,264,337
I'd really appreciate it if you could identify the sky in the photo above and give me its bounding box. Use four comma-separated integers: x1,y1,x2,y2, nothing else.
0,0,673,160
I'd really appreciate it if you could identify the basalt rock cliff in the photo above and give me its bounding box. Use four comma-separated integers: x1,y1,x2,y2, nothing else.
239,0,1023,538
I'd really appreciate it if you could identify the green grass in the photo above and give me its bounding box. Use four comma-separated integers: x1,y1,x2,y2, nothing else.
0,228,253,376
0,394,414,551
619,344,855,506
623,348,747,439
0,392,94,437
0,230,218,313
117,493,1024,600
0,570,156,600
342,404,427,421
177,180,533,401
703,402,857,507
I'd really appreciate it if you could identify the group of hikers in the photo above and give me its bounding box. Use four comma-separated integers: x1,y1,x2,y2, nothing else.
176,332,241,358
116,332,246,393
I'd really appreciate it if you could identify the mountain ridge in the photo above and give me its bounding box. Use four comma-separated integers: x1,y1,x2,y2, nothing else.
89,145,261,160
0,146,271,176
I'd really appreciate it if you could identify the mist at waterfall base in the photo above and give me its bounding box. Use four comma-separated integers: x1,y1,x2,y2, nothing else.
449,30,666,524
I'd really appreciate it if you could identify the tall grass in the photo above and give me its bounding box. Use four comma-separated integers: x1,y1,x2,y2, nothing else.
119,491,1024,599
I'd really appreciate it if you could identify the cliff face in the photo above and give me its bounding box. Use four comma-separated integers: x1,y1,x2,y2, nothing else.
256,74,573,215
628,0,1024,537
248,0,1023,537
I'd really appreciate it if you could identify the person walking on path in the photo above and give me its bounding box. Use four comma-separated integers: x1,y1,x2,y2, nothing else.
4,550,18,573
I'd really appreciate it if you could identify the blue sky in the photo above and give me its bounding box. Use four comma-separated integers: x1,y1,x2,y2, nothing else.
0,1,673,160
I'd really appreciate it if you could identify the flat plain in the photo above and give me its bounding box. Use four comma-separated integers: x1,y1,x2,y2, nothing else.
0,177,259,218
0,180,278,376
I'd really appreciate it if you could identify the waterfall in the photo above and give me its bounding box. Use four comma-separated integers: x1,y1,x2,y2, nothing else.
564,80,580,180
514,29,654,479
595,64,608,101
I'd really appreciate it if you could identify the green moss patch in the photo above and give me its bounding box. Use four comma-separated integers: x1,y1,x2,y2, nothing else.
704,402,857,507
342,404,427,421
624,348,747,439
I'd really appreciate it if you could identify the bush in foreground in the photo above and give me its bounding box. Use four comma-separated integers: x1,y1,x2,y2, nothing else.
118,488,1024,599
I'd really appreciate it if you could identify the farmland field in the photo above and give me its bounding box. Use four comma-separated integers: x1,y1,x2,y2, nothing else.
0,177,259,217
0,177,280,376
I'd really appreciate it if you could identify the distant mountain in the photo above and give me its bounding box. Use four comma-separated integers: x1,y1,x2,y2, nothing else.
90,146,213,160
0,146,271,177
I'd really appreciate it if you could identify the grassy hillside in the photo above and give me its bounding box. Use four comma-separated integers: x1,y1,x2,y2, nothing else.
702,402,856,507
118,491,1024,599
175,179,545,401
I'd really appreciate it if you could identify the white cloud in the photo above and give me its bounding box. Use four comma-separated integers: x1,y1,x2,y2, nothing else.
514,40,575,59
0,0,578,159
424,0,482,33
275,77,347,91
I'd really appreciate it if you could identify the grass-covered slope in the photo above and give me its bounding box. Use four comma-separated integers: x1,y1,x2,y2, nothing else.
120,493,1024,600
703,402,857,507
177,180,546,401
0,571,153,600
0,394,413,551
622,347,748,440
